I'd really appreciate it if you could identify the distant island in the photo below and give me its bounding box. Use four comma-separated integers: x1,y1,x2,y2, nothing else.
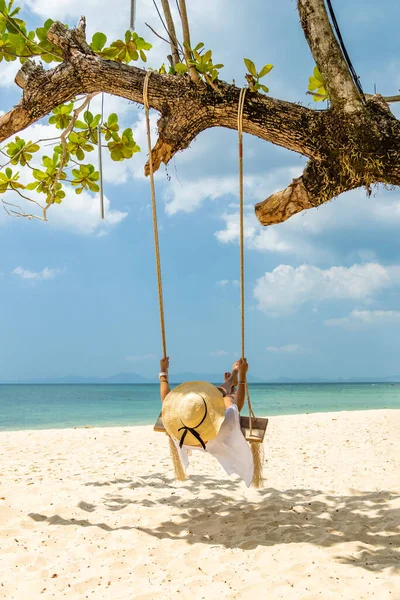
2,372,400,384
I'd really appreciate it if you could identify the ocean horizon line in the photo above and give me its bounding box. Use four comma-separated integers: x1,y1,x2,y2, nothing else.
2,379,400,385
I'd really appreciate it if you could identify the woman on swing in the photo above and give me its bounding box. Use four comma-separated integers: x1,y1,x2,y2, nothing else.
159,357,256,487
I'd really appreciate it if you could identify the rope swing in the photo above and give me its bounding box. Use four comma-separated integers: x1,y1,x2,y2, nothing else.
146,75,268,485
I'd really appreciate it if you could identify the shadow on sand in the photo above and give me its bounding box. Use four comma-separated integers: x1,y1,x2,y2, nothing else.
30,473,399,572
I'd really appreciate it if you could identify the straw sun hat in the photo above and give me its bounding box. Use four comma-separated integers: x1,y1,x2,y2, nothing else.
162,381,226,448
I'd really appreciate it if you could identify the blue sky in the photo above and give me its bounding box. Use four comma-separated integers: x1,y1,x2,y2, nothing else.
1,0,400,382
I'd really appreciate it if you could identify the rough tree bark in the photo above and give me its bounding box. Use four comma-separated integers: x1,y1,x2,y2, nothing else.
0,0,399,226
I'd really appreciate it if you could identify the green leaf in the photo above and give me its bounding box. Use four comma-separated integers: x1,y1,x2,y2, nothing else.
80,165,91,176
203,49,212,63
258,63,273,78
87,180,100,192
84,111,93,125
42,156,54,168
91,31,107,51
313,66,324,84
32,169,47,181
260,84,269,93
110,149,123,161
128,46,138,61
174,62,188,74
244,58,257,78
308,77,320,91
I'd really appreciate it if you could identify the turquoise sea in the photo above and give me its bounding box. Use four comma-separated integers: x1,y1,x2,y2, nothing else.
0,383,399,431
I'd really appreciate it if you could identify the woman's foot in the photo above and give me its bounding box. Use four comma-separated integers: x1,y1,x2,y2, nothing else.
220,363,239,395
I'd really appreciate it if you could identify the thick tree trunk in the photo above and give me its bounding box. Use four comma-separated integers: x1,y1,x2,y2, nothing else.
0,1,399,226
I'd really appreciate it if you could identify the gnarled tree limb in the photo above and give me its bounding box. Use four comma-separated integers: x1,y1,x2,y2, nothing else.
0,22,322,162
0,3,400,228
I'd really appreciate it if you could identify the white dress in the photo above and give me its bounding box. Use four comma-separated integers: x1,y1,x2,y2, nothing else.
175,404,254,487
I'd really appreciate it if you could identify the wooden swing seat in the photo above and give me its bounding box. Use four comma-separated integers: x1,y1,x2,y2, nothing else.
154,413,268,443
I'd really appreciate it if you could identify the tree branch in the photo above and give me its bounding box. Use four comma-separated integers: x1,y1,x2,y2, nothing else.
178,0,199,82
255,161,363,225
298,0,364,112
160,0,181,67
0,21,322,168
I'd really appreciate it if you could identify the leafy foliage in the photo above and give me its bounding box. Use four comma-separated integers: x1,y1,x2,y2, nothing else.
107,128,140,161
0,2,63,64
6,137,40,166
26,153,67,203
308,66,329,102
0,105,140,211
90,30,152,63
0,1,145,215
172,42,223,82
0,1,152,66
71,163,99,194
0,167,23,192
48,104,73,129
244,58,273,94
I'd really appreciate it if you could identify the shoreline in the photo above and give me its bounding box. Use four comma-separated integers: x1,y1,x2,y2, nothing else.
0,406,398,433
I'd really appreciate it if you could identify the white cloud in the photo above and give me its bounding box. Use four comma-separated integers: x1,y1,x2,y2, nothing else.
216,209,298,254
325,310,400,329
48,188,128,235
254,263,400,315
165,167,302,216
125,354,156,361
12,266,65,281
285,187,400,234
209,350,229,357
26,0,227,40
216,279,229,287
214,184,400,263
266,344,304,354
165,175,238,216
0,61,20,89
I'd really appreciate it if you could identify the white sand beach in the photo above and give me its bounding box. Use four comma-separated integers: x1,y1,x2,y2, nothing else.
0,409,399,599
